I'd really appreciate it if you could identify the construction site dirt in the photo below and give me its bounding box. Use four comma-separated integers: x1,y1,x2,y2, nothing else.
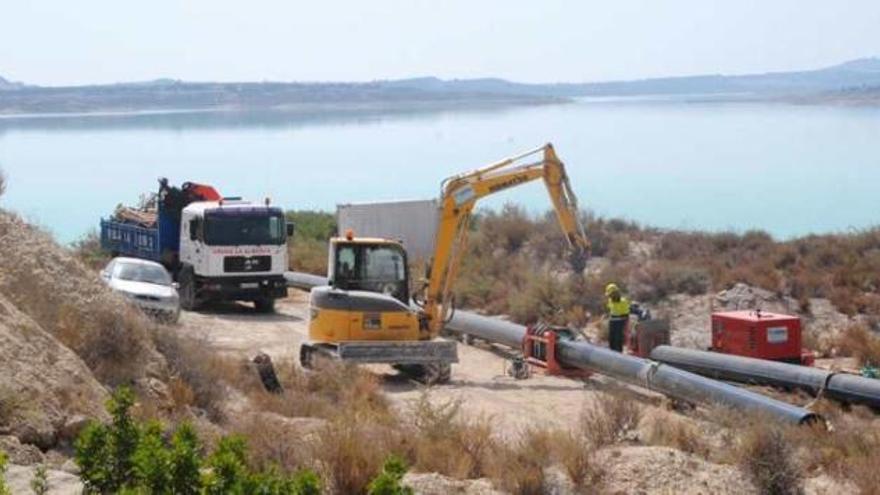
181,291,612,433
176,292,866,494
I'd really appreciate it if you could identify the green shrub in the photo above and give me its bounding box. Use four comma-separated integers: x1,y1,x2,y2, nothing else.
30,464,49,495
75,387,320,494
203,436,249,494
286,210,336,241
132,421,170,493
168,423,202,495
367,455,413,495
285,210,335,274
75,420,113,492
0,451,10,495
75,387,140,493
289,470,322,495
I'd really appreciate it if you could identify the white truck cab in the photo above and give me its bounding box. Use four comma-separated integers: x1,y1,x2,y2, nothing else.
177,199,291,312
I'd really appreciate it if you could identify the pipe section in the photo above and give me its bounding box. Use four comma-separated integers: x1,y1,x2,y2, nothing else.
285,272,329,291
447,312,819,424
650,345,880,409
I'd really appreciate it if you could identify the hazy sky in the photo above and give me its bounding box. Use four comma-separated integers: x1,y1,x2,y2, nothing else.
2,1,879,86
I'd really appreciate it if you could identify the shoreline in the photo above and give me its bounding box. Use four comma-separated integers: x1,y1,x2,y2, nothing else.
1,92,879,120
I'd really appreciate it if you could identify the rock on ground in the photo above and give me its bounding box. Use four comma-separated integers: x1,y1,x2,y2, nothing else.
4,463,83,495
0,436,44,465
403,472,503,495
0,293,108,449
596,446,756,495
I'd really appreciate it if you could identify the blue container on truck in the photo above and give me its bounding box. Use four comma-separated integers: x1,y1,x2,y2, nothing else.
100,218,161,261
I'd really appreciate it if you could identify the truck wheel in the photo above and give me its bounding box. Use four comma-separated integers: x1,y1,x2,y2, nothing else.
254,297,276,313
179,268,200,311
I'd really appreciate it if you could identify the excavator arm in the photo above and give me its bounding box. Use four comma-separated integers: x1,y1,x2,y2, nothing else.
419,143,590,338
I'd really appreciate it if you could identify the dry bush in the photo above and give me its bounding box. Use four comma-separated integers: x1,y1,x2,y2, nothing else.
834,323,880,366
406,394,496,479
449,206,880,323
552,429,602,491
0,385,21,426
55,303,153,385
71,230,112,270
736,419,803,495
479,204,533,253
786,414,880,484
633,262,711,302
849,453,880,495
232,413,312,474
152,328,230,420
251,360,390,421
289,238,329,275
643,410,709,457
0,168,6,198
310,416,400,495
489,427,554,495
580,393,642,448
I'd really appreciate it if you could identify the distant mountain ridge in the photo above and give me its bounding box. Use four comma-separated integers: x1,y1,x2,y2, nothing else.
377,57,880,97
1,57,879,114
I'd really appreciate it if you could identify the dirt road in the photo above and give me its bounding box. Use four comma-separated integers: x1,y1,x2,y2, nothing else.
177,291,648,432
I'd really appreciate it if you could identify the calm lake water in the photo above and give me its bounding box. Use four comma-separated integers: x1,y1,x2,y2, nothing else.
1,99,878,243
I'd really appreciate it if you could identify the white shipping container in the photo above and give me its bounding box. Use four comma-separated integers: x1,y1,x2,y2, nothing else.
337,199,439,262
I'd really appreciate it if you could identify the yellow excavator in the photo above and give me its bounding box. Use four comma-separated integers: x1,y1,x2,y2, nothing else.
300,143,590,383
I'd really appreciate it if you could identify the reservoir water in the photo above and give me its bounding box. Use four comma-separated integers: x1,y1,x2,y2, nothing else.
1,99,878,243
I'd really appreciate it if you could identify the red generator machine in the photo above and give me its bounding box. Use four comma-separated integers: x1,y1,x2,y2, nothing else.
710,310,814,365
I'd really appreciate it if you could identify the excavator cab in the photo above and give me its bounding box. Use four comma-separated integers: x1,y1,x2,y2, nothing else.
330,238,410,304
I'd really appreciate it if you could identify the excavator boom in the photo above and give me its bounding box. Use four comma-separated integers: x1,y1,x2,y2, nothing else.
420,143,589,338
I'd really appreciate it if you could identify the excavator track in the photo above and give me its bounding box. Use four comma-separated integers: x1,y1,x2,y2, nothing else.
300,341,457,385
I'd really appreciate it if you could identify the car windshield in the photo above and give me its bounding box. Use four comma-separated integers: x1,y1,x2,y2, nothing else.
204,210,286,246
113,262,172,286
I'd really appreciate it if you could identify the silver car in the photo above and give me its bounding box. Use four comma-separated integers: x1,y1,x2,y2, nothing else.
101,257,180,323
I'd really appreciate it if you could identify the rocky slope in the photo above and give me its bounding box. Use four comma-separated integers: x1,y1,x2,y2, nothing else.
0,211,164,385
0,294,108,449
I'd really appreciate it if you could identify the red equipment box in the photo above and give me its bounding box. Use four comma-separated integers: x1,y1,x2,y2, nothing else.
711,310,809,364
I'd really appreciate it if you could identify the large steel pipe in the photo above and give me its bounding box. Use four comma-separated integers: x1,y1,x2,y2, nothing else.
285,272,329,291
446,311,525,348
650,345,880,409
447,312,819,424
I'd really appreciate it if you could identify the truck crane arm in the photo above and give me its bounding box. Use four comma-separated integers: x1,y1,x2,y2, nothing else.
419,143,590,338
